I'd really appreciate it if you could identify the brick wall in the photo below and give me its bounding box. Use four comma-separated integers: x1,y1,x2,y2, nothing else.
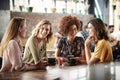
11,12,94,49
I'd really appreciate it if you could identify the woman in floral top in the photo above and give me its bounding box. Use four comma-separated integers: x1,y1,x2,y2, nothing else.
55,15,86,64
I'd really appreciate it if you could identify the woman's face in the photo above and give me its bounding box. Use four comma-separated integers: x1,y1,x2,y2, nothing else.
87,23,96,37
38,24,50,39
19,23,26,38
68,25,77,37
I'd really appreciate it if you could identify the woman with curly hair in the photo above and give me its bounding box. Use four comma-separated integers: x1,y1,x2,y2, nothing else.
55,15,86,65
23,19,53,64
85,18,113,65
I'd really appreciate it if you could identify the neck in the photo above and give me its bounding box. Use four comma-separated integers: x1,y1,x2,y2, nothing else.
67,36,74,43
14,36,21,43
36,36,43,43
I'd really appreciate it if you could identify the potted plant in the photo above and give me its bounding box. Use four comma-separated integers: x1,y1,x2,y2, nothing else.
19,5,24,12
27,6,33,12
51,7,56,13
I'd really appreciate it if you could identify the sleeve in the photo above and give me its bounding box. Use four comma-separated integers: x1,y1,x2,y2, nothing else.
8,41,26,71
93,41,103,59
56,37,64,50
77,37,85,50
27,37,40,64
80,37,85,49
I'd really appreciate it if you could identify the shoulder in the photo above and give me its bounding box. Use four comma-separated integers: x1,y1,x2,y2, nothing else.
60,37,67,40
28,35,35,41
7,40,19,49
75,36,84,41
8,40,18,46
98,39,106,44
27,35,36,43
96,39,108,47
76,31,83,37
57,37,67,44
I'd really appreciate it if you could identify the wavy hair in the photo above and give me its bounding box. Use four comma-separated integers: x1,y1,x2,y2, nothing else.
0,17,25,57
32,19,53,42
88,18,109,41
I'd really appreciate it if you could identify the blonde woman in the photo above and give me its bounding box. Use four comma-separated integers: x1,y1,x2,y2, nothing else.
23,19,53,64
0,17,46,72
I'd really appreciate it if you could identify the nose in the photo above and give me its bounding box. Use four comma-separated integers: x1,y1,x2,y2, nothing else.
73,29,77,35
43,29,47,33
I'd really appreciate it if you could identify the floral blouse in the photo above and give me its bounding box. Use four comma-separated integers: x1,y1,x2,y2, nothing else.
57,36,84,57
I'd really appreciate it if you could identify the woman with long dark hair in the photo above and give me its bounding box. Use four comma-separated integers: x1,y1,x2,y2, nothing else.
85,18,113,64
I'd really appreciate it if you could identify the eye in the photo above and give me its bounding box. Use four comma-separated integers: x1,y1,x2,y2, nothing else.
41,27,44,30
46,28,50,32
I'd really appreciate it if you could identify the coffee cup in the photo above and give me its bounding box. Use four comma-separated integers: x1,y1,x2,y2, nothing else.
47,57,56,65
68,57,76,66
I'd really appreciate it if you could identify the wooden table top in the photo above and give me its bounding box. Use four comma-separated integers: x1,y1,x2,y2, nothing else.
0,61,120,80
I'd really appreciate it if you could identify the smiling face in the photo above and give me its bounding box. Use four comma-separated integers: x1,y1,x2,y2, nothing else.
87,23,96,38
38,24,50,39
68,24,77,37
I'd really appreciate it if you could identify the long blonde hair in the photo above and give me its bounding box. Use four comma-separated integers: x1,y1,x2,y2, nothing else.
0,17,25,57
32,19,53,42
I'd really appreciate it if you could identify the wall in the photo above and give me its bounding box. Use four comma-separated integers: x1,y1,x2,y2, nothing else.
11,12,94,38
0,10,10,42
10,12,94,49
0,0,10,42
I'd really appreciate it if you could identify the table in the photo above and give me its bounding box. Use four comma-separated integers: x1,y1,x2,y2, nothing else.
0,61,120,80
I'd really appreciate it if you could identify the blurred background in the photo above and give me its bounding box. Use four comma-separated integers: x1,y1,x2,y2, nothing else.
0,0,120,49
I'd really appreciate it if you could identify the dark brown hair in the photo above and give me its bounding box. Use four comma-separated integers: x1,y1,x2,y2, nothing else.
88,18,109,41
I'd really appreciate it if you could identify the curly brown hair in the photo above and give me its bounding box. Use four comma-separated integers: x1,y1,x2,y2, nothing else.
57,15,81,36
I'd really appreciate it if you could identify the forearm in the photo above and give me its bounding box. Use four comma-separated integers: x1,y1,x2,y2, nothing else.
24,63,37,71
55,49,61,59
85,44,91,64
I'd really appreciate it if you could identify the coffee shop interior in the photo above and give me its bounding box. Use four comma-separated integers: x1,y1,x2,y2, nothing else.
0,0,120,80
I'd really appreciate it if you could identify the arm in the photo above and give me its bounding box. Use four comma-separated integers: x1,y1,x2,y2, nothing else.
76,37,86,64
55,48,61,59
8,40,37,71
27,37,40,64
85,36,99,65
85,43,92,64
8,40,46,71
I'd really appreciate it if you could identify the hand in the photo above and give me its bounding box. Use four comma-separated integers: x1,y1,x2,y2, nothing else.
85,35,94,46
41,57,47,61
36,60,47,70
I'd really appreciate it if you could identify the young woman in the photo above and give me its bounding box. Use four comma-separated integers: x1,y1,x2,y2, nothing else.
55,15,86,64
0,17,46,72
85,18,113,65
23,19,53,64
